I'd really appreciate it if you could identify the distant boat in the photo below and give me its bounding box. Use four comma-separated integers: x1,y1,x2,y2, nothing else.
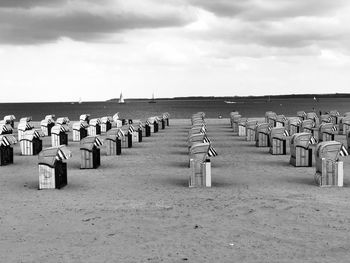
118,92,125,104
224,101,237,104
149,93,156,103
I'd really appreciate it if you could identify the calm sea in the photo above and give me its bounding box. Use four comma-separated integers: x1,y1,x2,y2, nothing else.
0,97,349,121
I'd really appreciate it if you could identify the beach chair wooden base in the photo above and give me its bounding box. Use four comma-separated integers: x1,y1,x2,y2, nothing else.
289,125,300,136
101,122,112,133
246,129,256,141
232,123,239,133
88,125,101,136
256,133,270,147
106,138,121,156
319,133,334,143
189,159,211,187
269,138,286,155
290,147,312,167
38,162,67,189
52,133,68,147
0,145,14,166
121,134,132,148
314,159,343,187
80,147,101,169
20,138,42,156
238,126,246,136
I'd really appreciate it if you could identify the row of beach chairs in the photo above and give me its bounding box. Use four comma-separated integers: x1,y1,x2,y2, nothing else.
188,112,217,188
230,110,350,187
0,112,170,190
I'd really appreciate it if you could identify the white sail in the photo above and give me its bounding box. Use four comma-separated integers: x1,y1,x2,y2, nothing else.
118,92,125,103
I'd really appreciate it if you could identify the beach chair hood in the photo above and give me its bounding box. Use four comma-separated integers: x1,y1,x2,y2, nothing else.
38,145,72,168
0,134,17,146
80,136,103,150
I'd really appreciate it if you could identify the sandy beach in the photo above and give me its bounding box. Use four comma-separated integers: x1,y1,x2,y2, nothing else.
1,118,350,262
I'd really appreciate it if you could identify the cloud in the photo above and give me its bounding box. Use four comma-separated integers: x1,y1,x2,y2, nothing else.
0,0,66,8
0,0,193,44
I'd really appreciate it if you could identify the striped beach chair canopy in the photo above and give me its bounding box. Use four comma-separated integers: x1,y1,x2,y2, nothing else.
19,116,32,123
18,121,34,131
344,112,350,117
246,119,258,129
162,112,170,119
73,121,89,130
265,111,277,119
276,115,287,123
0,123,13,134
101,116,113,124
321,114,332,123
4,115,16,122
288,117,302,126
147,117,156,124
297,111,307,118
21,129,45,141
112,112,120,122
319,122,337,133
106,128,123,137
0,134,17,146
256,123,272,134
302,119,315,129
329,110,340,117
79,114,90,122
290,132,316,149
270,127,289,139
315,141,348,162
80,136,103,150
51,124,70,135
306,112,318,121
56,117,70,125
38,145,72,167
89,118,101,126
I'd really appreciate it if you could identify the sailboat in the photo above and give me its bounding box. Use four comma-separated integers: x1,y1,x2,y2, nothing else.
118,92,125,104
148,92,156,103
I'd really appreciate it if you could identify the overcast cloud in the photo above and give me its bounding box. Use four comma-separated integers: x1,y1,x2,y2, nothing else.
0,0,349,101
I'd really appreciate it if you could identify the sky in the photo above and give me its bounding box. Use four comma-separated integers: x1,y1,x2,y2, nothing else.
0,0,349,102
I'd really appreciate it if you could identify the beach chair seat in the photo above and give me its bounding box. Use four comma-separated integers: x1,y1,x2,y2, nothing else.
105,128,122,156
290,132,315,167
288,117,302,136
255,123,271,147
88,118,101,136
51,124,69,147
265,111,277,126
0,134,17,166
276,115,287,128
189,142,212,188
269,127,289,155
80,136,103,169
38,145,71,189
72,121,88,141
297,111,306,120
20,129,45,155
100,116,113,133
246,120,258,141
318,123,336,142
40,115,55,136
314,141,347,187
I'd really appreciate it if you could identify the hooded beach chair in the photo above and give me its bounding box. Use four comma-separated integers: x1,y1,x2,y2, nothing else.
246,120,258,141
38,145,71,189
229,111,240,128
329,110,340,125
88,118,101,136
187,133,210,151
276,115,287,128
51,124,69,147
112,113,122,128
231,114,242,133
162,112,170,127
101,116,113,133
238,118,248,137
189,142,217,188
265,111,277,127
269,127,289,155
297,111,306,121
105,128,122,156
17,117,34,141
301,119,315,134
40,115,55,136
118,127,132,148
20,129,45,155
72,121,89,141
306,112,319,127
0,121,13,135
80,136,103,169
288,117,302,136
320,114,332,124
314,141,348,187
3,115,16,128
290,132,316,167
255,123,271,147
0,134,17,166
146,117,157,134
318,123,336,142
128,124,142,143
339,116,350,135
79,114,90,124
56,117,70,125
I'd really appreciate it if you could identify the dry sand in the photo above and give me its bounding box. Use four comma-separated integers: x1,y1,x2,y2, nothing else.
1,118,350,263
